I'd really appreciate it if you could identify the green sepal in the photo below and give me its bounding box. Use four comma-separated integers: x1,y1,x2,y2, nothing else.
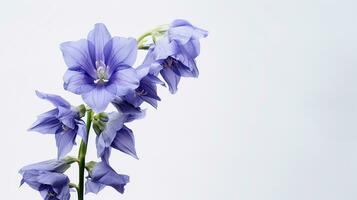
77,104,86,118
85,161,97,173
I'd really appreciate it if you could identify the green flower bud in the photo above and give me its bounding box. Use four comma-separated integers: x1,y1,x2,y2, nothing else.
77,104,86,118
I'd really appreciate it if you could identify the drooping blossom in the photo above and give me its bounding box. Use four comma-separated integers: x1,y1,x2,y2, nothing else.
146,19,208,93
19,159,72,200
85,161,129,194
95,112,138,163
28,91,86,159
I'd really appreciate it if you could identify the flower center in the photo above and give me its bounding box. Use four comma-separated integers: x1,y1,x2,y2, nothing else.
95,61,109,84
136,88,147,96
61,124,69,132
162,57,178,68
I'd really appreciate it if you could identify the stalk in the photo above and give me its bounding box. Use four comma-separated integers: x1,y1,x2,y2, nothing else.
77,109,93,200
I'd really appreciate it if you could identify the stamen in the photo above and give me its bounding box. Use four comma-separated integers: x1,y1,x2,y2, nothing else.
61,124,69,131
95,60,109,84
136,88,147,96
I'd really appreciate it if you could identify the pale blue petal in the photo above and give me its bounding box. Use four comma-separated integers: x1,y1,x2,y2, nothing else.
82,86,116,112
87,23,112,62
60,39,97,79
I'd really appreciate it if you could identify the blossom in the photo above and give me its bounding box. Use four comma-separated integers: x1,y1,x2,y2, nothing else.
85,162,129,194
95,112,138,162
112,99,146,122
119,63,165,109
19,159,71,200
60,23,140,112
147,19,208,93
28,91,86,159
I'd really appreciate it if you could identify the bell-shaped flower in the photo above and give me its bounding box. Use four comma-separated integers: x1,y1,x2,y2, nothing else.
147,19,208,93
119,64,165,109
95,112,138,163
85,161,129,194
28,91,86,159
19,159,72,200
60,23,140,112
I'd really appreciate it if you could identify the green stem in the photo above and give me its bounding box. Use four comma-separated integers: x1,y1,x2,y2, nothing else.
77,109,93,200
137,25,169,50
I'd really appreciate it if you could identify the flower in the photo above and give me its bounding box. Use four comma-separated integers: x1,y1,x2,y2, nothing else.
120,63,165,109
19,159,71,200
147,19,208,93
60,23,140,112
19,159,71,174
95,112,138,163
112,99,146,122
28,91,86,159
85,161,129,194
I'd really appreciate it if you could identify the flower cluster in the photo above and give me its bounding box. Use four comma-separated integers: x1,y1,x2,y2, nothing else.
19,20,207,200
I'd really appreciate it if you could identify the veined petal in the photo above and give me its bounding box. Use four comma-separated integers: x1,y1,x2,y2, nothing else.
82,86,116,112
104,37,137,76
112,99,145,122
60,39,97,79
19,159,70,174
96,112,125,157
37,171,69,187
170,19,208,43
76,119,87,143
63,69,95,95
89,162,129,194
160,67,181,94
28,114,61,134
152,36,177,60
181,39,200,58
111,126,138,159
87,23,112,62
85,180,105,194
55,130,77,159
57,106,77,129
169,24,194,44
111,67,139,96
35,91,70,108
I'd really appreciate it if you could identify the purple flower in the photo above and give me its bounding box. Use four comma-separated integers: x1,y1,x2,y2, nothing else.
96,112,138,163
85,162,129,194
112,99,146,122
120,64,165,109
28,91,86,159
148,19,208,93
19,159,71,200
60,23,140,112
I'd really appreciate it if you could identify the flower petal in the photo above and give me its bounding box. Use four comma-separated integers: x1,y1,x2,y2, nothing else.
82,86,116,112
169,19,208,44
96,112,125,157
110,67,139,97
55,130,77,159
60,39,97,79
19,159,70,174
104,37,137,76
28,111,62,134
90,162,129,194
63,68,95,95
87,23,112,62
76,119,87,143
152,36,177,60
37,171,69,187
35,91,71,108
160,67,181,94
111,126,138,159
112,99,145,122
85,179,105,194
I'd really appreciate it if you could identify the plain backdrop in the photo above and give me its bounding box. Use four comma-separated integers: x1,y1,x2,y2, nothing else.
1,0,357,199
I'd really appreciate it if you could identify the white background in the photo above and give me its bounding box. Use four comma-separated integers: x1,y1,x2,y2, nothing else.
1,0,357,199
